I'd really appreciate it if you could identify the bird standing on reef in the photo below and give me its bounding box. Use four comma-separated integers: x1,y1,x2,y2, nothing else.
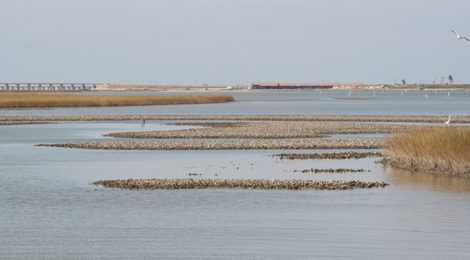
450,29,470,41
444,115,451,125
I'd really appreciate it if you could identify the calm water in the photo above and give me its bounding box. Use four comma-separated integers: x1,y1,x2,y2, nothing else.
2,89,470,116
1,92,470,259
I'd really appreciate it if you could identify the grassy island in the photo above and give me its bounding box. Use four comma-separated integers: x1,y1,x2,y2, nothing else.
386,127,470,177
0,93,234,108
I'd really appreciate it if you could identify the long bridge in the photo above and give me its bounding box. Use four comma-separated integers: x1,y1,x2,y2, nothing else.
0,82,102,91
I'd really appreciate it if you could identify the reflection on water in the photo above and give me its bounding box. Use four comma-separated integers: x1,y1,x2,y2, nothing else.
1,104,470,258
386,167,470,193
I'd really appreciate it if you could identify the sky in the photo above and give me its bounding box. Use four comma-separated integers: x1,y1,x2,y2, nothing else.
1,0,470,85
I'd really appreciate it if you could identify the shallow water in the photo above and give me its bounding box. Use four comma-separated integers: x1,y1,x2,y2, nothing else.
1,94,470,258
2,89,470,116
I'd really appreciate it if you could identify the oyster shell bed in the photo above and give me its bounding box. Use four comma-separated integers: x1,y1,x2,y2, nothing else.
0,121,50,126
274,152,382,160
2,114,470,123
293,168,368,173
106,121,408,139
93,178,389,190
37,138,383,150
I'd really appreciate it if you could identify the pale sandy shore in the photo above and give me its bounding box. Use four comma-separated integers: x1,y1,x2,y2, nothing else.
2,115,470,123
93,178,389,190
37,138,383,150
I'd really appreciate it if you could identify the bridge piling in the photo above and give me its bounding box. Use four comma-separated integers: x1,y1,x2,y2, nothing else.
0,82,100,91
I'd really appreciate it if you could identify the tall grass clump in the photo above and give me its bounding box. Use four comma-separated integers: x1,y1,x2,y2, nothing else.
0,93,233,108
386,127,470,177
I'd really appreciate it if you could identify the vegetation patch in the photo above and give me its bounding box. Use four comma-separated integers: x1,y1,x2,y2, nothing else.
0,93,234,108
274,152,382,160
93,178,389,190
385,127,470,177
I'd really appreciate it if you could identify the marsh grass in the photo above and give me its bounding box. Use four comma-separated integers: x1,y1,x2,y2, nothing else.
0,93,234,108
386,127,470,176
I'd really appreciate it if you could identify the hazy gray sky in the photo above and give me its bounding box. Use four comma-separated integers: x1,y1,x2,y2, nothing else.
1,0,469,84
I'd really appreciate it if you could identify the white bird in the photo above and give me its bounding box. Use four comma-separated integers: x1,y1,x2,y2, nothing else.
424,94,428,99
348,89,352,96
451,29,470,41
444,115,451,125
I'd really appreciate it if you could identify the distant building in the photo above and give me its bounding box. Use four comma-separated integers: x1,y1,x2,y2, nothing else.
250,82,364,89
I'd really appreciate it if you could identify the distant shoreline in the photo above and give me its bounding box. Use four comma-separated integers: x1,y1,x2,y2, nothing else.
2,83,470,92
94,83,470,92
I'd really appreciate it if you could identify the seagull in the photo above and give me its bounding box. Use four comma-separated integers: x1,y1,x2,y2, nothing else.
445,115,451,125
450,29,470,41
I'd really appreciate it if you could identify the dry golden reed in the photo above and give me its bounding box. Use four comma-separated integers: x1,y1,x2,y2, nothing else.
386,127,470,176
0,93,233,108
